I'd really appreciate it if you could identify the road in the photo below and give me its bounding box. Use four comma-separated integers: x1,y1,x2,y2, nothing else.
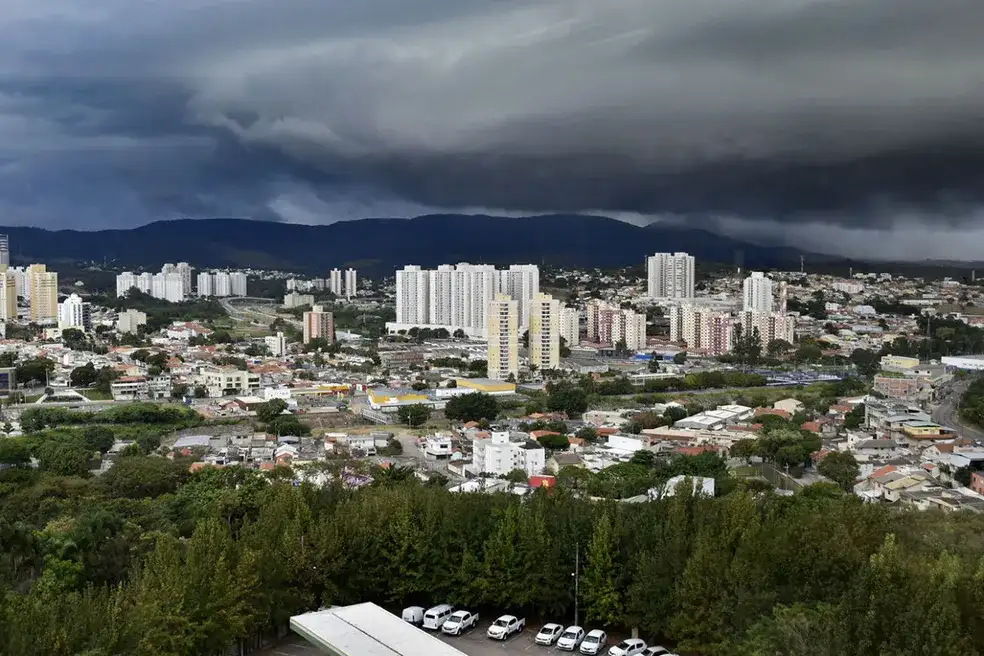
932,379,984,442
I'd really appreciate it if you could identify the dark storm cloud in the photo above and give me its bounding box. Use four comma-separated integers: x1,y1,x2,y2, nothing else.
2,0,984,257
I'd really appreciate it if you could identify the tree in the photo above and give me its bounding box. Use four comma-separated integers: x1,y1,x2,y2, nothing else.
453,329,466,339
850,348,880,378
398,404,431,428
536,432,570,450
34,441,91,477
766,339,794,358
582,512,622,626
545,381,589,417
255,399,288,423
844,403,866,430
70,362,98,388
673,351,687,365
81,426,116,455
101,455,191,498
576,426,598,442
955,466,973,487
817,451,860,491
648,354,661,372
94,366,119,395
444,393,499,423
15,357,55,386
503,468,529,484
0,438,30,466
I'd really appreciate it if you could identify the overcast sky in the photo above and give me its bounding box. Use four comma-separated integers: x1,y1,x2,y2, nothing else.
2,0,984,259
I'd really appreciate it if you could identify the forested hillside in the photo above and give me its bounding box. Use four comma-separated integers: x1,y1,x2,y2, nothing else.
2,459,984,655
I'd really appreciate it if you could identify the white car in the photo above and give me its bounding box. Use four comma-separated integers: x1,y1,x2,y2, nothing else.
579,630,607,655
609,638,648,656
557,626,585,651
535,624,564,646
643,647,672,656
441,610,478,636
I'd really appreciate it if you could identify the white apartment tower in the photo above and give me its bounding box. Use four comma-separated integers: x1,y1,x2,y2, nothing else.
117,309,147,334
528,293,561,371
396,265,430,326
116,272,137,297
345,268,357,299
197,272,213,297
743,272,774,313
487,294,519,381
498,265,540,328
58,293,92,331
230,272,248,297
329,269,343,297
612,309,648,351
560,306,580,347
264,331,287,357
151,273,185,302
0,271,16,321
213,272,232,297
647,252,695,299
0,234,8,267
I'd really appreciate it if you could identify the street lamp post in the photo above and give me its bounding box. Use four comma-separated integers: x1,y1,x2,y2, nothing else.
573,541,580,626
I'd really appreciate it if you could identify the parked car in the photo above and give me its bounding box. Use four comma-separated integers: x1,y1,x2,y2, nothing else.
422,604,454,630
441,610,479,636
535,623,564,646
643,647,672,656
557,626,585,651
401,606,424,625
487,614,526,640
579,629,607,655
609,638,648,656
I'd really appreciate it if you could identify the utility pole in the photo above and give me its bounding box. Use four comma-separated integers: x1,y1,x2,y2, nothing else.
573,541,580,626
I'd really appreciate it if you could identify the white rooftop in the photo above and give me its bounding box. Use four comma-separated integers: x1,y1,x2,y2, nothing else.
291,602,469,656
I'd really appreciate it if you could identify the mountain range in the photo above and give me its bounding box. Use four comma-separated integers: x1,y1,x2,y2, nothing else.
0,214,844,276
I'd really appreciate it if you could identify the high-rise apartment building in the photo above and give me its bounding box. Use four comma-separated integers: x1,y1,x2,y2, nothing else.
647,252,695,299
116,272,137,297
29,264,58,324
213,272,232,297
669,304,733,356
611,309,648,351
329,269,343,297
0,234,9,267
264,331,287,356
738,311,795,347
137,273,153,294
560,306,580,347
498,265,540,327
528,293,560,371
396,265,429,326
197,272,213,297
303,305,335,344
151,273,185,302
585,299,611,342
230,272,248,297
58,293,92,331
743,272,774,313
345,268,357,299
176,262,194,296
393,263,538,337
117,309,147,334
0,271,16,321
161,263,176,275
487,294,519,381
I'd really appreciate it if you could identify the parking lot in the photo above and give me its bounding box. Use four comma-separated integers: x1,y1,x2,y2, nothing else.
262,621,615,656
435,620,613,656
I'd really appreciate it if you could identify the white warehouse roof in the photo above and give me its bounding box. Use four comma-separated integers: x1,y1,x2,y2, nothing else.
290,602,470,656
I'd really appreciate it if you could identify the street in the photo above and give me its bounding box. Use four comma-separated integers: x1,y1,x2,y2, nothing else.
932,379,984,442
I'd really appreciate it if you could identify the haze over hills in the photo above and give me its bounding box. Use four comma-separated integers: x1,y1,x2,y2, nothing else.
0,214,838,276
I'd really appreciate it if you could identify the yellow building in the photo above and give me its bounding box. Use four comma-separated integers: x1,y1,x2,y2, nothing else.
528,293,560,372
880,355,920,370
29,264,58,324
487,294,518,381
454,378,517,394
367,387,432,411
901,422,954,441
